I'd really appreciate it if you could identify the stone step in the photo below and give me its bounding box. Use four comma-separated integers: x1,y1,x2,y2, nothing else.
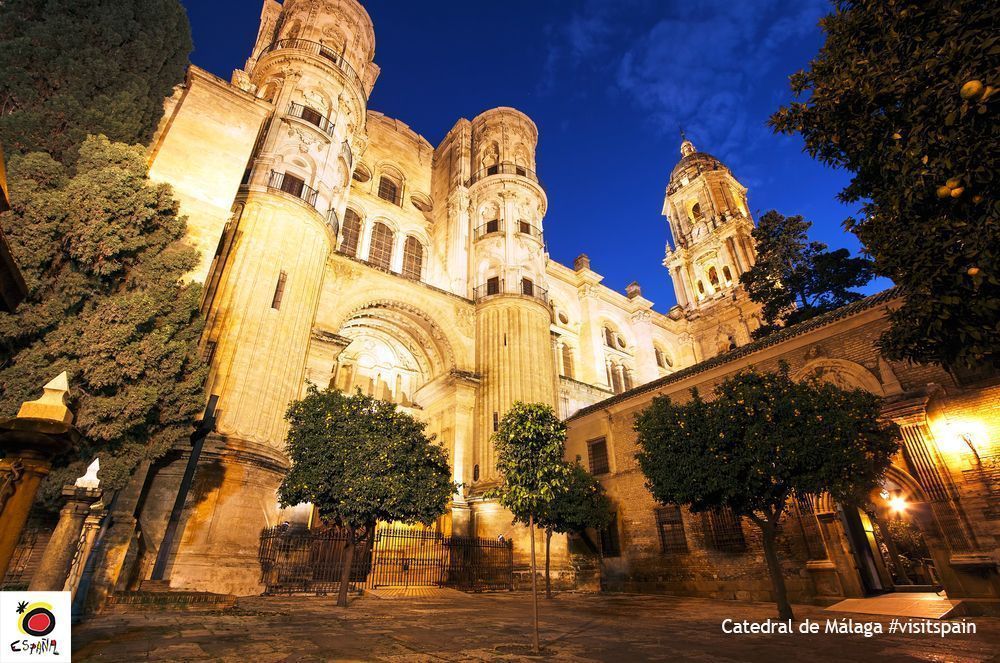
825,592,961,619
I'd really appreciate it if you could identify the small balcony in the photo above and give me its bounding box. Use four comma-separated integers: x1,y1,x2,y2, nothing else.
473,219,504,241
258,38,366,97
466,161,542,189
287,102,336,137
267,170,319,209
473,278,549,306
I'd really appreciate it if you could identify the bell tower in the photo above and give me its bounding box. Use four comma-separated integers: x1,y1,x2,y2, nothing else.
663,138,761,356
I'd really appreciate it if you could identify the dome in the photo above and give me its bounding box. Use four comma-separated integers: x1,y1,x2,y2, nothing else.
669,140,729,181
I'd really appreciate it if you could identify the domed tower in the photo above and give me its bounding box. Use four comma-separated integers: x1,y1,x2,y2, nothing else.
466,108,555,527
663,138,761,356
178,0,379,594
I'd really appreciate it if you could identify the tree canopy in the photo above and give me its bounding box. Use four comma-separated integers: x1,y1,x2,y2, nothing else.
0,0,192,162
538,463,612,537
0,136,207,506
278,387,456,530
488,402,571,525
634,365,899,618
741,210,874,337
770,0,998,369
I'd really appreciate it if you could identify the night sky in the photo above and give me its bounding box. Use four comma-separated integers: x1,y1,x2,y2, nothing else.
179,0,887,311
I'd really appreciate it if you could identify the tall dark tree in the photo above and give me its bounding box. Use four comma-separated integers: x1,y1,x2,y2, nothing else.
741,210,874,337
279,387,456,608
771,0,998,369
0,136,207,505
0,0,192,162
635,366,898,620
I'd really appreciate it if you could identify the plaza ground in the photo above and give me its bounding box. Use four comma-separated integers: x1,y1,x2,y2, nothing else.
72,590,999,662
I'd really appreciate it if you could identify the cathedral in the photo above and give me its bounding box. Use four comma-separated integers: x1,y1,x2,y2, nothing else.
134,0,763,595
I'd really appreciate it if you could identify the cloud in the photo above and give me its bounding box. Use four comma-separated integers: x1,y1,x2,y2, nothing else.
543,0,829,175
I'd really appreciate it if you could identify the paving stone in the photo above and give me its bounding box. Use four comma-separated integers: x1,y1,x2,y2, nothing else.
71,592,999,662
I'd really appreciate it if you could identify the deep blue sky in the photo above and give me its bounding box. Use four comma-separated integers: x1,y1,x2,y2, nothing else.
180,0,884,311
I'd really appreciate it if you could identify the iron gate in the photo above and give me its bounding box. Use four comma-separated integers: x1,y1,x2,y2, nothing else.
258,525,513,594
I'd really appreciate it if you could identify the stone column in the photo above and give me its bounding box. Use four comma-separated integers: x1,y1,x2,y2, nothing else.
0,373,80,579
29,483,102,591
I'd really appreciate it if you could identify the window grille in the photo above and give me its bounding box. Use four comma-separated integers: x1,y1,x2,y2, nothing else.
401,236,423,280
600,512,621,558
561,345,574,379
378,176,400,205
588,438,610,475
367,222,394,270
340,209,362,256
655,505,688,554
703,508,746,552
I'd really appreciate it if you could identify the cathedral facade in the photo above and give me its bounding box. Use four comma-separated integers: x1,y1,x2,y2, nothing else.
138,0,761,595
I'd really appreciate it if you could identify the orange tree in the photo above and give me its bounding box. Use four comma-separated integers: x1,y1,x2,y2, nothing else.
279,387,456,608
770,0,998,369
635,366,898,620
488,402,570,653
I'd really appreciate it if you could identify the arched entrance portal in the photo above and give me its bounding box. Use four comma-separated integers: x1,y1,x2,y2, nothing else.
330,301,454,410
840,466,943,595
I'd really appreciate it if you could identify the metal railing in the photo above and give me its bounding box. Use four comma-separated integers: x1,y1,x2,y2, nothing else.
514,220,543,241
466,161,542,188
258,38,367,96
473,219,504,241
267,170,319,208
258,525,513,594
473,278,549,306
287,102,336,136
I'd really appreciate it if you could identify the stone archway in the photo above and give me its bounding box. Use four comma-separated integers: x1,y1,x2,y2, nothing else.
793,357,886,396
330,300,456,408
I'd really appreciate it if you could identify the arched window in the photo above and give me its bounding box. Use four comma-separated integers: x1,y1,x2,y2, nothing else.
340,208,362,256
623,368,634,391
697,280,706,295
610,363,623,394
368,222,394,270
708,267,720,287
722,265,733,284
604,326,615,347
691,202,702,219
401,236,423,280
655,348,665,368
561,344,574,380
377,175,401,205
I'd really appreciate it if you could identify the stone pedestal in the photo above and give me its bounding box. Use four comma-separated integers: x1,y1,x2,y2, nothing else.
0,373,81,578
29,484,102,591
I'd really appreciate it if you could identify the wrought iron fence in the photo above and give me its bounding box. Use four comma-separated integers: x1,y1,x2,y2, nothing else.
258,525,513,594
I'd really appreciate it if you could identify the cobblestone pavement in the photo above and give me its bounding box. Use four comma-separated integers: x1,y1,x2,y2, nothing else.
72,591,1000,662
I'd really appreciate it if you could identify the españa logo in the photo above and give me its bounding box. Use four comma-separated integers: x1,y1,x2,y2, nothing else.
0,591,70,662
16,602,56,639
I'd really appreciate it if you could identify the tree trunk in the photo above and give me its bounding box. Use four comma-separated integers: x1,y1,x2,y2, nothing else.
337,527,355,608
545,529,552,599
760,519,794,621
529,514,540,653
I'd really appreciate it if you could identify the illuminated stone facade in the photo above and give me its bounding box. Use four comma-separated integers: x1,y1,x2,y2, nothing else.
565,293,1000,608
90,0,767,596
